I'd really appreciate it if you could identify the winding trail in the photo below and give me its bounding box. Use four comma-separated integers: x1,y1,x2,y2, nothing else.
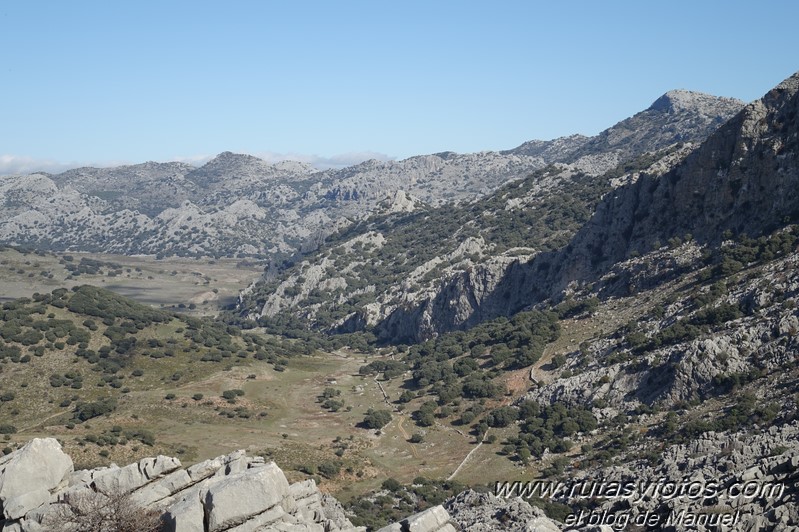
396,416,419,458
18,412,66,433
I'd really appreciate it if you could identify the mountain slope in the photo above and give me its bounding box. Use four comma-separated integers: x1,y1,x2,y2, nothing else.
237,90,745,341
399,72,799,341
517,71,799,305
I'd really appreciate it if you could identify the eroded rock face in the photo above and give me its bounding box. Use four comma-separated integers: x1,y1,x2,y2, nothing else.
445,490,561,532
0,441,363,532
557,423,799,531
201,463,291,532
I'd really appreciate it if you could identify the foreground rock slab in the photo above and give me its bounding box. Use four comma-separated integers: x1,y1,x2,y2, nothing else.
0,439,362,532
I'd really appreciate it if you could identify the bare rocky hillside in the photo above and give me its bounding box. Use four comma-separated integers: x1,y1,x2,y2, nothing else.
0,91,742,260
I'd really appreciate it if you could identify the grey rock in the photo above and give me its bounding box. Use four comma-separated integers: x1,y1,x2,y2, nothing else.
0,520,24,532
130,469,193,507
92,455,181,496
201,462,291,532
2,490,51,521
445,490,560,532
161,493,205,532
186,456,224,482
376,505,458,532
403,506,457,531
0,439,73,520
2,446,362,532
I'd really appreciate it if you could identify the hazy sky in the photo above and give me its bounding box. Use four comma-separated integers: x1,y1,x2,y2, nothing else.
1,1,797,173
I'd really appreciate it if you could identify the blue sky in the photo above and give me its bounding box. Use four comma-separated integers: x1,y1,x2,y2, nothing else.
1,1,797,173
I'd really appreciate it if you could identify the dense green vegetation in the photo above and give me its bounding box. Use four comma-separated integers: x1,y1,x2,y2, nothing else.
358,310,560,420
62,257,123,277
503,400,597,462
702,226,799,279
353,309,572,455
346,477,466,530
362,409,392,430
654,391,781,443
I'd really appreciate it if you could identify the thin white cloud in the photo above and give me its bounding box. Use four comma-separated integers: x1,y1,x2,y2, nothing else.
0,155,138,175
0,150,397,176
0,155,78,175
168,154,215,166
253,150,395,169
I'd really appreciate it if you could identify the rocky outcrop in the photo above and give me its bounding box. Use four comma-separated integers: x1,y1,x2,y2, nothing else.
445,490,562,532
0,440,570,532
377,190,422,215
540,71,799,292
370,490,564,531
566,89,744,171
557,422,799,531
0,439,362,532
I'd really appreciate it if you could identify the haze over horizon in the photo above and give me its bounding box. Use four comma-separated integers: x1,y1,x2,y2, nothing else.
1,0,797,174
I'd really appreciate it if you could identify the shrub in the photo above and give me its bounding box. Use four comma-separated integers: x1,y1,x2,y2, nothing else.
381,478,402,492
221,390,243,402
363,409,392,430
43,488,163,532
317,462,340,478
73,398,117,422
486,407,518,428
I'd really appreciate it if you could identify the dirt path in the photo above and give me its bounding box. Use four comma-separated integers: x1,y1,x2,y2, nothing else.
396,415,419,459
18,411,66,433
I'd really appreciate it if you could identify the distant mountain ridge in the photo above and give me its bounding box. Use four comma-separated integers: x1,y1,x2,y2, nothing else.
0,89,743,258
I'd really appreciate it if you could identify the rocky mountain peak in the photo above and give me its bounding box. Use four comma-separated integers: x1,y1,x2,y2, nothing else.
648,89,744,114
762,69,799,109
199,151,266,169
536,68,799,297
186,151,276,186
0,82,750,259
775,70,799,91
